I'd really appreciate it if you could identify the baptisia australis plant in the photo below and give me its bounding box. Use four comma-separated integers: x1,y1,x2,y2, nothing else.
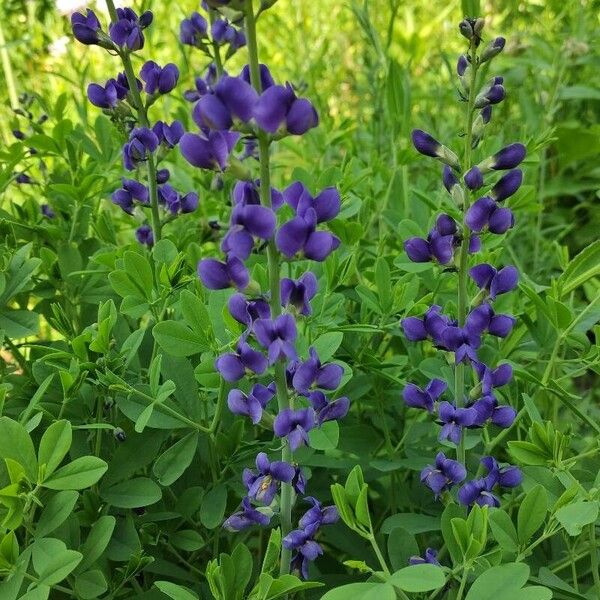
72,4,196,246
403,18,524,516
179,0,347,580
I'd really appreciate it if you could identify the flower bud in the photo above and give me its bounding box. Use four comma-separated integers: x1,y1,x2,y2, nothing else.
458,18,484,43
481,37,506,63
464,166,484,190
477,143,526,173
412,129,460,169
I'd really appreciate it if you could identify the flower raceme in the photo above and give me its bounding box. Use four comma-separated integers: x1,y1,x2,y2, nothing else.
403,19,523,508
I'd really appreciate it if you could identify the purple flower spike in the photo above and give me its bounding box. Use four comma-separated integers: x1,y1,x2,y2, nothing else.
409,548,440,566
281,272,318,315
464,166,484,190
180,130,240,172
228,294,271,327
438,401,478,445
403,378,447,412
254,314,298,364
490,169,523,202
197,255,249,291
215,337,267,382
292,348,343,393
307,391,350,425
276,208,340,261
421,451,466,497
228,382,276,424
243,452,295,505
71,9,102,45
470,264,519,299
135,224,154,246
458,479,500,508
223,497,270,531
273,408,316,451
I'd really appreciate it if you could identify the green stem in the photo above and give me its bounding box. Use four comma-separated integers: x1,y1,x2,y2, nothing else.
455,566,470,600
455,42,479,465
589,523,600,592
0,18,19,109
245,0,293,577
368,533,391,576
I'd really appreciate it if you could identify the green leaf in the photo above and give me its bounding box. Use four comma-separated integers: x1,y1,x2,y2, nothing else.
32,538,82,587
464,563,551,600
517,485,547,544
381,512,440,534
263,574,323,599
38,420,72,478
0,417,38,480
508,441,548,466
488,509,519,552
153,320,209,356
558,240,600,297
180,290,211,343
387,527,418,571
389,564,446,592
153,432,198,486
154,581,199,600
200,485,228,529
170,530,205,552
312,331,343,362
74,570,108,599
0,309,39,337
555,501,599,536
123,251,153,299
78,516,116,572
43,456,107,490
36,490,78,538
321,583,395,600
309,420,339,450
101,477,162,508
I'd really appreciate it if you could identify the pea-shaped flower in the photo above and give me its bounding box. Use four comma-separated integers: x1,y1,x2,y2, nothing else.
273,408,315,450
140,61,179,95
243,452,295,505
420,451,466,496
198,254,249,291
222,497,270,531
280,272,318,315
215,336,267,382
122,127,159,171
469,263,519,299
254,314,298,364
180,130,240,171
228,383,275,424
403,378,447,412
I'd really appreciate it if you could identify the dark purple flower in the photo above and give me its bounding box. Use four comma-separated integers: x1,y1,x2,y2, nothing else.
87,80,124,109
156,168,170,184
306,391,350,425
254,314,298,364
223,497,270,531
180,192,199,213
193,75,258,130
285,529,323,580
464,166,484,190
228,383,275,424
436,214,458,236
401,305,452,345
283,182,341,223
438,401,478,444
109,8,152,51
442,165,459,193
232,179,284,210
243,452,295,504
180,130,240,171
458,478,499,508
276,208,340,261
465,303,515,338
211,18,241,45
228,294,271,327
403,378,446,412
281,272,318,315
409,548,440,566
474,362,513,395
254,83,318,136
15,173,32,184
273,408,315,450
470,394,517,428
135,224,154,246
298,496,339,530
122,127,159,171
481,105,493,124
469,264,519,299
411,129,459,168
465,196,514,234
457,55,468,76
140,61,179,95
180,12,208,46
222,203,277,259
490,169,523,202
71,9,102,45
111,178,149,214
441,326,481,363
41,204,55,219
184,65,218,102
241,63,275,91
475,83,505,108
12,129,25,140
404,230,454,264
215,337,267,382
292,347,343,393
421,451,466,496
481,37,506,62
480,456,522,489
151,121,185,149
479,143,526,172
198,255,249,291
292,466,306,495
